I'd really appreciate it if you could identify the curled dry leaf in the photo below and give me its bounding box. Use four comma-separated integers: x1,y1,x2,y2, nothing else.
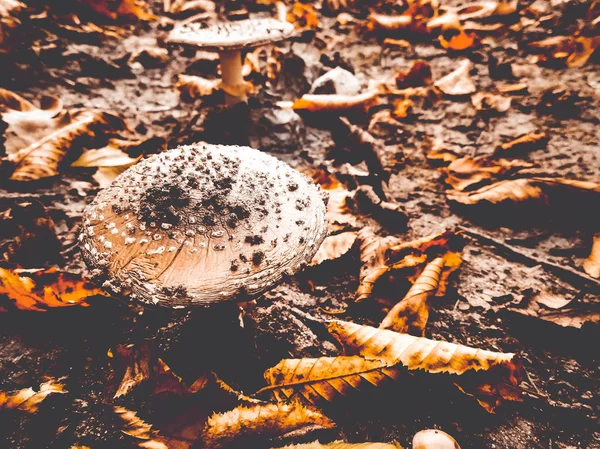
583,234,600,279
328,320,524,412
274,442,401,449
529,35,600,68
72,142,141,168
0,379,66,413
310,232,358,266
434,60,476,96
380,252,462,336
78,0,155,21
447,177,600,206
471,92,511,113
110,343,208,398
202,400,335,449
0,267,109,311
444,156,534,192
495,131,548,156
288,91,380,113
0,88,131,181
176,74,221,100
311,170,358,233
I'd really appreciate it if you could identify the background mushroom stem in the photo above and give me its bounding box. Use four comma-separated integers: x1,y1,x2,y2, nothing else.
219,49,247,106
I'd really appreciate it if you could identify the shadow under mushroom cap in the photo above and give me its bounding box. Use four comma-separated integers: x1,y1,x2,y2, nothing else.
168,18,296,52
79,143,328,307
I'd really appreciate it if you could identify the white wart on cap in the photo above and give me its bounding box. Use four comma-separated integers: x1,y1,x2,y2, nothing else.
79,143,328,307
168,18,295,105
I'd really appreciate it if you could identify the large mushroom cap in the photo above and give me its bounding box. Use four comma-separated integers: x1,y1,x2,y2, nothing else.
80,144,328,307
167,17,296,52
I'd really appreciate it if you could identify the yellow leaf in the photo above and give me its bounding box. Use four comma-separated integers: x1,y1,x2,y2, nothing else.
0,267,109,311
0,379,66,413
287,2,320,30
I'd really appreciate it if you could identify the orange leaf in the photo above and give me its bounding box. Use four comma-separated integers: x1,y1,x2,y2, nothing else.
0,379,66,413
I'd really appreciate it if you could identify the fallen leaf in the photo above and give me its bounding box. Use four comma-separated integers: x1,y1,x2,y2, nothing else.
72,144,141,168
289,91,380,113
583,234,600,278
310,232,358,266
311,170,358,233
0,267,109,311
392,98,413,119
328,320,524,412
380,252,462,336
506,291,600,329
495,131,548,156
447,177,600,206
444,156,534,191
349,185,408,231
439,28,476,51
367,13,412,33
115,405,183,449
529,35,600,68
93,164,133,188
77,0,155,21
111,343,208,398
395,60,432,89
434,60,476,96
176,74,221,101
287,2,320,29
0,0,23,54
273,442,401,449
0,379,66,412
202,401,335,449
471,92,511,113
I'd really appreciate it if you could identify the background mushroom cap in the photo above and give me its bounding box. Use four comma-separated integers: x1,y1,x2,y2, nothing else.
79,143,328,307
167,18,296,52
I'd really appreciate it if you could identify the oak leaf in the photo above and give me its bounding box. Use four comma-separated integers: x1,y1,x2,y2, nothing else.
583,234,600,279
0,267,109,311
380,252,462,336
202,400,336,449
310,232,358,266
434,60,476,96
0,379,66,413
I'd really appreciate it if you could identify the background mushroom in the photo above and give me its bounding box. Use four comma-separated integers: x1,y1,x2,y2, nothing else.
79,143,328,307
168,18,295,106
413,429,461,449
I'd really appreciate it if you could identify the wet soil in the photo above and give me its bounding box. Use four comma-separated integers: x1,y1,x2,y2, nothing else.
1,1,599,448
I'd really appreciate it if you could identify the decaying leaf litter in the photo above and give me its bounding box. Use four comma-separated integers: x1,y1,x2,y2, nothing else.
0,0,599,448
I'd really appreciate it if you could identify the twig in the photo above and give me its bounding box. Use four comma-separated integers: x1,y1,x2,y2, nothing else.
459,227,600,289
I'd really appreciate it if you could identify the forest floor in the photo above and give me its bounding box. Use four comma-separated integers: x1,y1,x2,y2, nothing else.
0,0,599,448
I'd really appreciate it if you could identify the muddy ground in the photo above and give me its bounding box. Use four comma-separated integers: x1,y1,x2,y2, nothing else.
0,0,599,448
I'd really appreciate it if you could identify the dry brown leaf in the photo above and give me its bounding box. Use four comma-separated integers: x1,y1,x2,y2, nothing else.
439,28,477,51
0,267,109,311
72,144,141,168
529,35,600,68
495,131,548,156
274,442,401,449
382,38,411,49
115,405,186,449
356,227,407,301
0,89,131,181
506,291,600,329
0,0,23,54
93,165,133,188
78,0,155,21
434,60,476,96
583,234,600,279
202,401,335,449
289,91,380,113
0,379,66,413
176,74,220,100
110,343,208,398
310,232,358,266
328,320,524,412
367,13,412,32
392,98,413,119
444,156,534,191
395,60,432,89
447,177,600,206
380,252,462,336
287,2,320,29
311,170,358,233
471,92,511,113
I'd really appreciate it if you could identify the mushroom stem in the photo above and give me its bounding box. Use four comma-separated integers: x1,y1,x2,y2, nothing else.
219,50,247,106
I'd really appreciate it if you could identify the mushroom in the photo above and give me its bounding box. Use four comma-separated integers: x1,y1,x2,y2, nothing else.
79,143,328,307
413,429,461,449
168,18,296,106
